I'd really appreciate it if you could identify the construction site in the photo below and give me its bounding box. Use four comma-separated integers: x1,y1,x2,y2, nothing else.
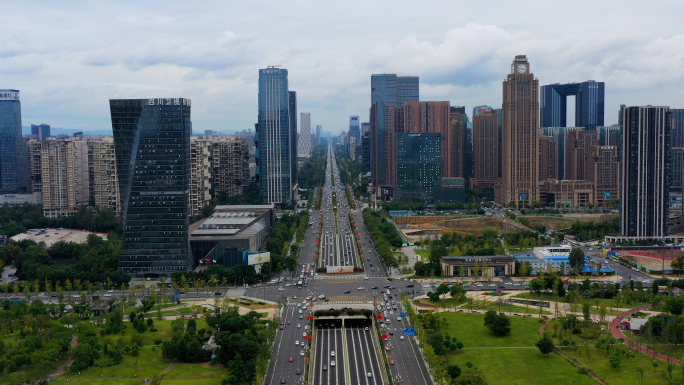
393,213,618,242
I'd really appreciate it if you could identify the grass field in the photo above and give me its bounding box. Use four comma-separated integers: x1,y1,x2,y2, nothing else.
439,312,593,384
414,249,430,260
62,346,169,379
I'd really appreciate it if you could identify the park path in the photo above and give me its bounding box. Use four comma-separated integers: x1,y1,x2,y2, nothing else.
31,336,78,384
609,303,682,365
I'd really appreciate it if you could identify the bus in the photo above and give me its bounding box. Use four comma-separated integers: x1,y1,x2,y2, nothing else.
298,279,304,286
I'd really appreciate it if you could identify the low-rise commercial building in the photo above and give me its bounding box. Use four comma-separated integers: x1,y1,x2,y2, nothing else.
189,204,274,269
440,255,516,278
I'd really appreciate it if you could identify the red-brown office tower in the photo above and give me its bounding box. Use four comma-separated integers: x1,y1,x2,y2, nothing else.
449,107,467,178
403,101,451,176
565,130,599,181
538,135,557,180
472,109,499,187
500,55,540,207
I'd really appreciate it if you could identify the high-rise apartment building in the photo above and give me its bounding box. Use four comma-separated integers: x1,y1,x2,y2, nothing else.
361,122,371,174
110,98,192,277
289,91,298,185
672,147,684,192
593,145,620,207
370,74,419,198
40,138,90,218
27,140,43,194
256,68,296,207
31,124,51,140
538,136,557,180
500,55,540,206
672,109,684,148
472,109,499,187
539,127,582,180
540,81,605,130
565,130,599,181
298,112,312,156
449,107,467,178
395,132,441,203
0,89,28,193
190,137,211,217
88,137,121,215
348,115,360,144
403,101,450,177
209,136,250,199
316,124,322,140
621,106,671,238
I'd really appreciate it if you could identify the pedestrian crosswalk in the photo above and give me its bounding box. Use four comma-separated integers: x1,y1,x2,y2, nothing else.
314,275,367,280
286,300,370,306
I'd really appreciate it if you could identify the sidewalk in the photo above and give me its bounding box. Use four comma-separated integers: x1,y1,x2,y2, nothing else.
609,303,681,365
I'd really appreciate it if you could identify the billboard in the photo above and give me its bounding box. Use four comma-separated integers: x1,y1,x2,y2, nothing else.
518,193,529,201
604,192,611,199
326,265,355,274
247,252,271,265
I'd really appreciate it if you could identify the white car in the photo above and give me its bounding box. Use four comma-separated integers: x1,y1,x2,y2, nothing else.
295,341,299,346
285,284,292,287
331,351,335,357
297,324,301,328
400,336,405,340
278,288,285,291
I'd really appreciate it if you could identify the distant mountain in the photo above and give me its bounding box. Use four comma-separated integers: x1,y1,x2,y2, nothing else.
22,126,252,137
22,126,112,136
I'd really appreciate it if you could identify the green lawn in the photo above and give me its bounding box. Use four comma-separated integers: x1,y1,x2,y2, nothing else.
439,313,593,384
62,346,169,379
164,362,229,378
561,342,684,385
415,249,430,260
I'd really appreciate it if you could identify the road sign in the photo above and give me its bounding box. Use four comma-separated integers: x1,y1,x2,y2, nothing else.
400,313,407,317
404,328,415,336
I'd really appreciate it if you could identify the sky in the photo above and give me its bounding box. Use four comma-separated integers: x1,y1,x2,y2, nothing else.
2,0,684,134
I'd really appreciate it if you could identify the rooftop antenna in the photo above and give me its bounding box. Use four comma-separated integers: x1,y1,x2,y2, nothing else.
267,65,282,68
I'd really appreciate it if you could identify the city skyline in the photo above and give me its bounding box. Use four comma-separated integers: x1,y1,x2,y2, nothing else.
2,1,684,134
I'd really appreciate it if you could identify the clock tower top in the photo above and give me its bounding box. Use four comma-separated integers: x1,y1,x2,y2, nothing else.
511,55,529,74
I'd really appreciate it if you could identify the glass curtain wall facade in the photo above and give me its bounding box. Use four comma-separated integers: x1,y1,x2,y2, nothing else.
540,81,605,130
0,89,28,193
110,98,192,277
256,68,294,207
621,106,671,238
395,133,441,203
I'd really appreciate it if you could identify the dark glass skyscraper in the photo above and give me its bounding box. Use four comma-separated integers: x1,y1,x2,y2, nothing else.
540,81,605,130
370,74,419,198
0,90,28,193
256,68,296,207
348,116,360,143
110,98,192,277
395,132,441,203
621,106,671,238
31,123,51,140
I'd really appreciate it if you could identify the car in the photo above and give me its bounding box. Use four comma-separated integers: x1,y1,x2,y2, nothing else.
365,327,369,331
488,284,496,287
397,317,401,321
389,331,393,335
287,320,291,325
406,284,414,288
513,283,521,286
295,341,299,346
278,287,285,291
324,298,329,302
344,290,351,294
357,287,365,290
293,295,297,299
297,324,301,328
331,360,336,367
300,350,305,357
367,372,372,378
285,283,292,287
288,357,293,362
299,315,303,319
331,351,335,357
390,359,395,365
323,365,328,371
371,286,378,289
400,335,405,340
280,378,286,384
104,293,112,297
364,276,369,280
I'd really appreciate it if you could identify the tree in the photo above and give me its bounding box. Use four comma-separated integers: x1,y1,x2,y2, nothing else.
484,310,511,336
455,368,488,385
666,297,684,316
536,336,555,356
448,364,462,381
450,284,467,301
436,284,450,299
569,248,585,272
609,354,621,369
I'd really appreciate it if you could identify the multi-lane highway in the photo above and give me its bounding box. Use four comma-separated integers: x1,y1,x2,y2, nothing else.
262,145,433,385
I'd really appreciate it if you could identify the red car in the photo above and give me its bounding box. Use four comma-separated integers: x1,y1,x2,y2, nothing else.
289,357,294,362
